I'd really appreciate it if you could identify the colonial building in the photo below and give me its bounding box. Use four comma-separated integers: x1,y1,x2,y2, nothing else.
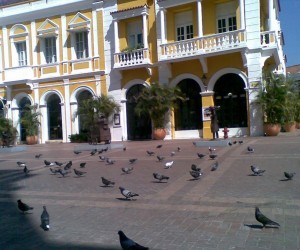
0,0,285,144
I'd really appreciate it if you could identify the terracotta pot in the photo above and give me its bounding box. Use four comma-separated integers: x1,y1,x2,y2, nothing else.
26,135,38,145
263,123,281,136
296,122,300,129
283,123,296,132
152,128,166,140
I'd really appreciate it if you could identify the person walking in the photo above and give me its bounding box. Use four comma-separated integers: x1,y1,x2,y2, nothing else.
210,106,219,140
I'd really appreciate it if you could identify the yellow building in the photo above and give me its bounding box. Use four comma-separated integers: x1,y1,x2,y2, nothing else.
0,0,285,143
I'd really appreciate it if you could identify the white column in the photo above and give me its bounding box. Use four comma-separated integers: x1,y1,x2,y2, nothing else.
2,26,9,68
239,0,245,30
95,75,101,96
31,21,37,66
142,14,148,49
197,0,203,37
114,20,120,53
92,9,99,57
5,86,12,120
70,102,78,134
64,79,72,142
160,9,166,44
40,105,48,143
61,14,68,61
268,0,274,30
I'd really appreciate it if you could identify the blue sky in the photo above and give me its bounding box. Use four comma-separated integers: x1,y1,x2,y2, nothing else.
279,0,300,67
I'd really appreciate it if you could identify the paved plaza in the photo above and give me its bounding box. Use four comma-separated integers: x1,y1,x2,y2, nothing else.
0,131,300,250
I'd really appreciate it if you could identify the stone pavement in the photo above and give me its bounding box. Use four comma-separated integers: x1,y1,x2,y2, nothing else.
0,131,300,250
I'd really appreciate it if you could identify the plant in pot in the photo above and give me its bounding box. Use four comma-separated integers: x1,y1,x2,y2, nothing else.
134,82,185,140
76,95,120,143
256,72,286,136
0,117,18,147
19,104,42,144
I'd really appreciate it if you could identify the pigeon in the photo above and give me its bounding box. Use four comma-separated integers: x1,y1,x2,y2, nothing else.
101,177,115,186
170,151,176,157
57,169,70,177
80,162,86,168
23,166,30,175
190,170,202,179
17,161,26,167
209,147,216,154
123,146,126,151
40,205,50,231
211,161,219,171
129,158,137,164
209,154,218,160
146,150,155,156
191,164,201,172
35,154,42,159
122,166,133,174
247,146,254,153
17,199,33,214
250,165,265,176
64,161,72,170
239,140,244,144
157,155,165,162
44,160,54,166
99,155,106,161
103,146,109,152
74,150,82,155
164,161,174,169
177,146,181,152
284,172,296,180
98,149,104,154
90,149,97,156
49,168,59,175
118,230,148,250
228,142,232,146
233,140,237,144
153,172,169,182
156,144,163,148
119,187,139,200
255,207,280,228
197,153,206,159
106,158,115,165
193,141,197,146
73,168,86,177
55,161,64,167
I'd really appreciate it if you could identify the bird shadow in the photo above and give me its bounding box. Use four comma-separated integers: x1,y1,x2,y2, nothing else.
187,178,200,181
73,176,86,178
116,198,136,201
247,174,262,176
279,179,290,181
151,181,168,183
244,224,263,229
99,185,114,188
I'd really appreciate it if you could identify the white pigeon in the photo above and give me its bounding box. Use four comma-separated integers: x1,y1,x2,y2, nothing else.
164,161,174,169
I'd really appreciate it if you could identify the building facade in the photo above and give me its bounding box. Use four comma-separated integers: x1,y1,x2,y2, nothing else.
0,0,285,143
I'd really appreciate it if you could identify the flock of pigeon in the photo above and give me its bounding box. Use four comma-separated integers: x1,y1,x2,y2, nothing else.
14,138,295,249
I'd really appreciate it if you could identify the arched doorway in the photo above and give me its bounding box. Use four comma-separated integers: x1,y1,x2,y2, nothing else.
77,90,93,133
175,79,202,130
126,85,151,140
19,97,31,141
47,94,62,140
213,73,247,128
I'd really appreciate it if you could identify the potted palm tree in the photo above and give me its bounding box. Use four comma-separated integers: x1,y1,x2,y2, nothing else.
134,82,185,140
19,104,42,144
256,72,286,136
0,117,18,147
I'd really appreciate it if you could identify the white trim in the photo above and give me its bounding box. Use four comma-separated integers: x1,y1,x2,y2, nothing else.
3,27,9,69
169,73,206,92
111,5,149,21
61,14,68,61
31,21,38,66
92,9,99,57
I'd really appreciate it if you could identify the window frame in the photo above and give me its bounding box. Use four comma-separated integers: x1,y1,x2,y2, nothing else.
74,31,89,60
44,36,57,64
15,41,27,66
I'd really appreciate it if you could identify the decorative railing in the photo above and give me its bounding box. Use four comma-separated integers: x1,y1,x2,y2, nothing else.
160,29,246,60
114,48,150,68
260,31,277,48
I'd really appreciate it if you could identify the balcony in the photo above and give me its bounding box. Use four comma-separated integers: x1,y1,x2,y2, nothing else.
160,30,247,61
4,66,35,83
261,31,277,49
114,48,150,69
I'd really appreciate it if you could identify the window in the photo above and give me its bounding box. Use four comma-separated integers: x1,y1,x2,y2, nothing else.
217,16,237,33
16,42,27,66
216,1,237,33
127,21,143,49
175,11,193,41
75,31,89,59
45,37,57,64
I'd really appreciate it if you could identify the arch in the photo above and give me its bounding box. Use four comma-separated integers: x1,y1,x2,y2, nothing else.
11,93,34,109
122,79,149,101
40,90,64,105
10,24,28,36
70,86,95,103
170,73,206,92
207,68,248,91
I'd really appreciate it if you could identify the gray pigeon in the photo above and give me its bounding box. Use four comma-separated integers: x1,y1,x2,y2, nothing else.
35,154,42,159
90,149,97,156
50,168,59,175
197,153,206,159
99,155,106,161
40,205,50,231
64,161,72,170
146,150,155,156
122,166,133,174
118,230,148,250
191,164,201,172
284,172,296,180
17,199,33,214
250,165,265,176
73,168,86,177
74,150,82,155
211,161,219,171
209,154,218,160
101,177,115,186
57,169,70,177
157,155,165,162
106,158,115,165
55,161,65,166
119,187,139,200
23,166,30,175
153,172,169,182
255,207,280,228
129,158,137,164
80,162,86,168
17,161,26,167
247,146,254,153
190,170,202,179
44,160,54,166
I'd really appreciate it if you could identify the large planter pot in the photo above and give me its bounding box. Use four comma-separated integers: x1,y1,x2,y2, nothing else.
283,123,296,132
153,128,166,140
26,135,38,145
263,123,281,136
